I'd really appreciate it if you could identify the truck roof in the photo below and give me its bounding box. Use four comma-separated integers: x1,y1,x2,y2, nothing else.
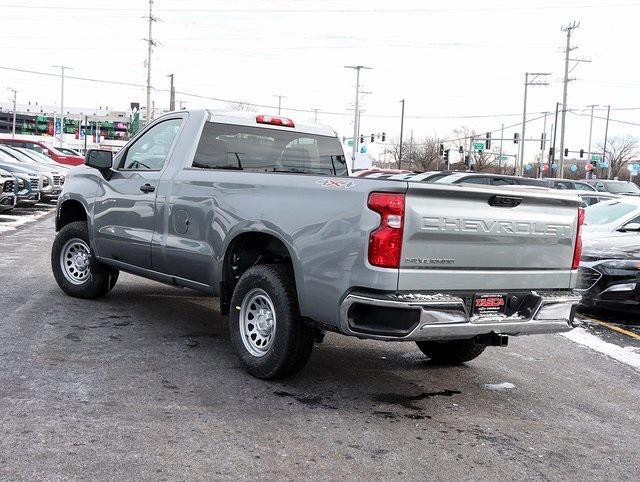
200,109,338,138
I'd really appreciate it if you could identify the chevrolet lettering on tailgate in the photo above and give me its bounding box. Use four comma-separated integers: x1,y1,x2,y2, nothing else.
421,216,572,237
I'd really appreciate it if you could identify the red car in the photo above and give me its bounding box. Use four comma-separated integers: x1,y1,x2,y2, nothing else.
0,138,84,166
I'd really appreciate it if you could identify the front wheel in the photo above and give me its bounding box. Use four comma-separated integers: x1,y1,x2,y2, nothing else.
51,221,118,299
416,338,486,365
229,264,315,379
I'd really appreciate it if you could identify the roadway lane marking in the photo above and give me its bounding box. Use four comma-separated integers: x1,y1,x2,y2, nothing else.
578,315,640,341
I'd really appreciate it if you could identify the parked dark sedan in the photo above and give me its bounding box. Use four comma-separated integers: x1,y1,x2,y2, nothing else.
586,179,640,196
578,233,640,312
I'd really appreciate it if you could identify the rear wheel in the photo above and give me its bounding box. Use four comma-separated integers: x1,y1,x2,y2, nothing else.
229,264,315,379
416,338,486,365
51,221,119,299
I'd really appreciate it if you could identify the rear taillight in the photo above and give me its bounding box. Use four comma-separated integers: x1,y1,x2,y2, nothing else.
256,115,295,128
572,207,585,270
367,192,405,268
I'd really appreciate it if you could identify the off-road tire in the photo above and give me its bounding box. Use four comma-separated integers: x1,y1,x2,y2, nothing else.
51,221,119,299
416,338,486,365
229,264,315,379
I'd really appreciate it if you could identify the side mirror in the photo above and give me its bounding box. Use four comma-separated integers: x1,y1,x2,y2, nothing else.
620,222,640,233
85,149,113,170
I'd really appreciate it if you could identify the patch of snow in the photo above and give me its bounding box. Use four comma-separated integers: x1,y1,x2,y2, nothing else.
482,382,516,391
561,327,640,372
0,209,52,234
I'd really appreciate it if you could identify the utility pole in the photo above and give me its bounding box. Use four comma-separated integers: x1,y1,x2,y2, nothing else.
167,73,175,111
559,22,580,178
273,94,286,115
551,101,560,174
602,104,611,179
586,104,598,172
145,0,157,124
518,72,550,176
7,88,17,138
344,65,372,169
540,112,548,178
313,108,319,122
84,114,88,152
398,99,405,169
52,65,72,146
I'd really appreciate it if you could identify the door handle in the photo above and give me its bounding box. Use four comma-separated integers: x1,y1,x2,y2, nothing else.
140,183,155,193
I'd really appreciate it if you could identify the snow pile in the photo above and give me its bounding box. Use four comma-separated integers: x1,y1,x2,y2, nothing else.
562,327,640,371
482,382,516,391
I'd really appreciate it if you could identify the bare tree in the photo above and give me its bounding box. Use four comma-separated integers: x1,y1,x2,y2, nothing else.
596,135,640,179
382,138,402,169
382,136,442,171
406,137,441,171
452,126,495,172
226,101,257,112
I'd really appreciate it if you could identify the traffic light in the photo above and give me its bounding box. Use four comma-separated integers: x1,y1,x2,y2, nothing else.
549,147,554,158
579,149,584,158
540,133,546,150
464,155,470,167
439,143,444,156
514,133,519,144
485,132,491,149
564,148,569,157
444,149,450,162
371,134,375,143
381,132,386,142
459,145,463,154
360,135,364,144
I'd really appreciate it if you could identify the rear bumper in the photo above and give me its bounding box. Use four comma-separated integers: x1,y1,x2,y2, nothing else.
339,290,580,341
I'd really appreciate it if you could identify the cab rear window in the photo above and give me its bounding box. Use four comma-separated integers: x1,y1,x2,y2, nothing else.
192,122,347,176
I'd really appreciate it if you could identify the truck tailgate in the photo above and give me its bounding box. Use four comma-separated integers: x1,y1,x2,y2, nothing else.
398,183,581,291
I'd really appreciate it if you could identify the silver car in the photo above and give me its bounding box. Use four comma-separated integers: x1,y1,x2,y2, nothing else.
582,197,640,238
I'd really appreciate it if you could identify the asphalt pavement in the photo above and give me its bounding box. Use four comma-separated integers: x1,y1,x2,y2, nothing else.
1,214,640,480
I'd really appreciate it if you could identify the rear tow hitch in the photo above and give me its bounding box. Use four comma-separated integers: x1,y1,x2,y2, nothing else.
478,333,509,347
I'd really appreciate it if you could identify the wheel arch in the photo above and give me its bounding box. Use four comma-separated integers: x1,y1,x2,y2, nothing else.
220,230,303,316
56,198,89,232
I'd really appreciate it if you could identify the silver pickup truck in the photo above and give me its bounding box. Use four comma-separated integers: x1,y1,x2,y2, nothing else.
51,110,583,379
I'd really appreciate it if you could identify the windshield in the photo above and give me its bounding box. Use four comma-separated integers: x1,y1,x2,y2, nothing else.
605,181,640,194
0,148,38,165
57,148,80,156
16,148,58,165
192,122,347,176
584,200,638,225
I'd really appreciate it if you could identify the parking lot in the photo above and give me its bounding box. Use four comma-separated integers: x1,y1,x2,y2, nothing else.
1,212,639,479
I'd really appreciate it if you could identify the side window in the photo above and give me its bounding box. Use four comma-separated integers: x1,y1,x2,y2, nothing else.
623,215,640,227
120,118,182,171
492,177,516,186
595,182,606,191
555,181,572,189
460,177,491,185
574,182,595,191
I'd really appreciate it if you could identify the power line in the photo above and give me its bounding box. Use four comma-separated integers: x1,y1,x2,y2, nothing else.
3,3,639,13
568,110,640,127
0,65,638,125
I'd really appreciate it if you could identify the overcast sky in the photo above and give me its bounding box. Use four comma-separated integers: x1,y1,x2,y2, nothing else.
0,0,638,163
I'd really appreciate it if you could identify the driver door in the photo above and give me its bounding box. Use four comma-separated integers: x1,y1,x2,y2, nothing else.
93,117,183,269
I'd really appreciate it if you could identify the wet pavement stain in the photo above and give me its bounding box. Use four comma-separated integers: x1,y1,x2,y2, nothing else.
371,389,461,410
273,391,338,410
